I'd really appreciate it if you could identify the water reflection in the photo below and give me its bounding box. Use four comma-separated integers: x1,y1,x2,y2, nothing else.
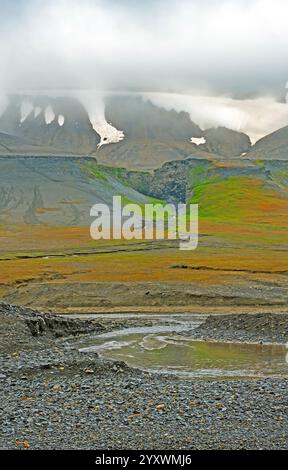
79,323,288,379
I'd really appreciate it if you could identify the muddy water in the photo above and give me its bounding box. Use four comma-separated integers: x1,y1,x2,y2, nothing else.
77,315,288,380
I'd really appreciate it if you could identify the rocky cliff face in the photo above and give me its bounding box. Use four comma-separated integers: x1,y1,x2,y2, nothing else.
115,157,288,204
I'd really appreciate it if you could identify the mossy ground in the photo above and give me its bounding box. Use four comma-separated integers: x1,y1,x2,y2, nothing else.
1,172,287,307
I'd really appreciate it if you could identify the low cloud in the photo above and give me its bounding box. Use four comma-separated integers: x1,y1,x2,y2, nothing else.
146,92,288,143
0,0,287,94
0,0,287,142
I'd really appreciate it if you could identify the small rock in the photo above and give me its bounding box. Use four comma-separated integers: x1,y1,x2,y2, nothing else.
156,404,165,411
83,368,94,374
52,384,61,391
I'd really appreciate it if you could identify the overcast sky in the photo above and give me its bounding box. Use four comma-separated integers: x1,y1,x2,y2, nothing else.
0,0,287,95
0,0,287,141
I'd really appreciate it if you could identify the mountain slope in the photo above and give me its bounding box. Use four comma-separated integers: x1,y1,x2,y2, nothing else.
1,93,286,167
98,95,209,169
96,138,216,170
0,95,100,155
0,131,70,155
104,95,202,141
0,156,153,226
247,125,288,160
117,157,288,203
201,127,251,157
97,96,252,168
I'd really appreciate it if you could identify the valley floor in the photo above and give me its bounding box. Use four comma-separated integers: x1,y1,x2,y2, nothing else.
0,223,288,312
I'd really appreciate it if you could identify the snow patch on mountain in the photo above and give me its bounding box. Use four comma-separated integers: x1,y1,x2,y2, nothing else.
96,123,124,148
44,105,55,124
76,91,125,147
20,100,34,123
58,114,65,126
191,137,206,146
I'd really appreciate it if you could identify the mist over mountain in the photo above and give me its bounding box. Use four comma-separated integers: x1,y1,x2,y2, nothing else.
104,96,202,141
0,95,100,155
99,96,252,167
0,0,287,163
0,93,287,168
247,125,288,160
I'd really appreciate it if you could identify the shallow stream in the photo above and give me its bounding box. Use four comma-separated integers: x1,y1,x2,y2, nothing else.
74,314,288,379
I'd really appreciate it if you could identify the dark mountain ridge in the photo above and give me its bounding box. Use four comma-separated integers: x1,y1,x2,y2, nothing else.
0,94,287,167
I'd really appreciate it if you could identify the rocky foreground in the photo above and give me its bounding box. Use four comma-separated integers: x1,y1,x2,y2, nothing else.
0,303,287,450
